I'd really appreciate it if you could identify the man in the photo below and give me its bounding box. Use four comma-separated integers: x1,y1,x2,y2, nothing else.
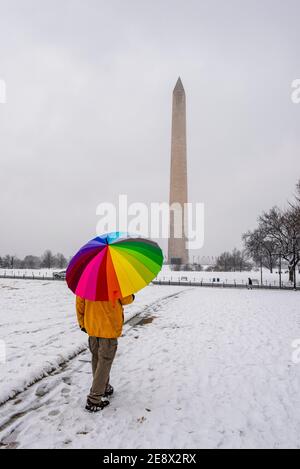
76,294,135,413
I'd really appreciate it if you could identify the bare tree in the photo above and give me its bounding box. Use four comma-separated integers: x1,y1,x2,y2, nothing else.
23,255,41,269
54,253,67,269
243,228,278,273
296,180,300,204
259,207,300,284
41,250,55,269
215,249,252,272
2,255,13,268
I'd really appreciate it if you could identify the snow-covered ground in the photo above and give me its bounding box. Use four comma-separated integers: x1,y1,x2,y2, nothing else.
0,279,184,405
157,266,299,287
0,282,300,449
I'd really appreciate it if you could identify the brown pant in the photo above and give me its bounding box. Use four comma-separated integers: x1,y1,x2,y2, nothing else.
87,337,118,404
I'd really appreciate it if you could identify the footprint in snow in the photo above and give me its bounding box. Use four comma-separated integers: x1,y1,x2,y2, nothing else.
62,376,72,386
48,410,60,417
35,384,51,397
61,388,71,395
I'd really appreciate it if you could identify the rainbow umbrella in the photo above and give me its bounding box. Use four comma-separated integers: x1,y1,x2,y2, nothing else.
66,233,163,301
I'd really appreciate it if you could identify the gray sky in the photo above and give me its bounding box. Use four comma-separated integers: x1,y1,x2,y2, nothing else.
0,0,300,259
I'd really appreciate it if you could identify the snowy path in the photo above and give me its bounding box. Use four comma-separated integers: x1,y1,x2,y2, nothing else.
1,287,300,449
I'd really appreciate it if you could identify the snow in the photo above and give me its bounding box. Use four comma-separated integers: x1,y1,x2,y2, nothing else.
1,282,300,449
157,266,299,287
0,279,184,405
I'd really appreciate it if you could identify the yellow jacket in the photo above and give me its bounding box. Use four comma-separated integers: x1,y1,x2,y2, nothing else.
76,295,135,338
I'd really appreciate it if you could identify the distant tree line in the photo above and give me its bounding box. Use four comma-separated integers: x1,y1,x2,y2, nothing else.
0,250,68,270
171,263,203,272
243,180,300,283
212,249,252,272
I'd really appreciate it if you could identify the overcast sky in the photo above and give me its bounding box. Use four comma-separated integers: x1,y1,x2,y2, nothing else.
0,0,300,259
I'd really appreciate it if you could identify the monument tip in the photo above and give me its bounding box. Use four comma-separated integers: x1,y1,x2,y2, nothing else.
174,77,185,94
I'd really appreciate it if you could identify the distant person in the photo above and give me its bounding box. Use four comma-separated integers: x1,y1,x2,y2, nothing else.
76,294,135,413
248,278,253,290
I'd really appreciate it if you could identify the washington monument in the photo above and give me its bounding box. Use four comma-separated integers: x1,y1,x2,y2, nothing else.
168,77,189,265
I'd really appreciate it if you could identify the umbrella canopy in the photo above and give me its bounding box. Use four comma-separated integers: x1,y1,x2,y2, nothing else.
66,233,163,301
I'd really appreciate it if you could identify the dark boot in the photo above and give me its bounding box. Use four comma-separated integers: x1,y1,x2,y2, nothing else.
104,384,114,398
85,397,110,413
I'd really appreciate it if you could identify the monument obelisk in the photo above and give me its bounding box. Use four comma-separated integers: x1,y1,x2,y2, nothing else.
168,77,189,265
